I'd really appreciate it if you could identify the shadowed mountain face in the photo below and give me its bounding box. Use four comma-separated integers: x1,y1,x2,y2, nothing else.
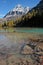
15,0,43,27
36,0,43,8
33,0,43,13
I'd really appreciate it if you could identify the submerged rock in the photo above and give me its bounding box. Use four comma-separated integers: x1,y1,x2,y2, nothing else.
34,42,43,55
21,45,33,55
27,41,37,49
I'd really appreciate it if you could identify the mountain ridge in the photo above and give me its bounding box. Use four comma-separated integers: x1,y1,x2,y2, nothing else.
0,0,43,27
4,4,29,19
15,0,43,27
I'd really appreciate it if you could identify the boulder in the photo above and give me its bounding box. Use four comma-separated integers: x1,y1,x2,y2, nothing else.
34,42,43,55
21,45,33,55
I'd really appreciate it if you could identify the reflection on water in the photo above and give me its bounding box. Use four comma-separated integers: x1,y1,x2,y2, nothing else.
0,28,43,53
0,28,43,65
0,28,43,34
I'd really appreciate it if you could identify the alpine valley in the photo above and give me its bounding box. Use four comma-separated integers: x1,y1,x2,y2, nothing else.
0,0,43,27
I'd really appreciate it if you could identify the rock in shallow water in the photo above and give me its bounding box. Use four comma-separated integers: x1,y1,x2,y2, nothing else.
21,45,33,55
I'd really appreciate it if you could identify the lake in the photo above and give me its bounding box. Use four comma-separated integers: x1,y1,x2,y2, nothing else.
0,28,43,34
0,28,43,65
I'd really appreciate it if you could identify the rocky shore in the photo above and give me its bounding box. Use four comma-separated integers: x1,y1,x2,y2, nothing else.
0,33,43,65
20,38,43,65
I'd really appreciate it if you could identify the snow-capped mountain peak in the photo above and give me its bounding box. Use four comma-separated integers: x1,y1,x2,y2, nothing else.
13,4,24,12
4,4,29,18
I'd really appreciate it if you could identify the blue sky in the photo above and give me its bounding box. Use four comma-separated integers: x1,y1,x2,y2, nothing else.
0,0,40,18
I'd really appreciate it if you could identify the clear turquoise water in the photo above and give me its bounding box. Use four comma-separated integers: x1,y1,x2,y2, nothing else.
0,28,43,34
15,28,43,34
0,28,43,63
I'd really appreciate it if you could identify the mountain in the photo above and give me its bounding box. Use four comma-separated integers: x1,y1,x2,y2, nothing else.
0,0,43,27
31,0,43,14
4,4,29,20
34,0,43,9
15,0,43,27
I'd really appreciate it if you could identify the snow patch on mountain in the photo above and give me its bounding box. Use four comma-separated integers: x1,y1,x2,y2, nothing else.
4,4,29,18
